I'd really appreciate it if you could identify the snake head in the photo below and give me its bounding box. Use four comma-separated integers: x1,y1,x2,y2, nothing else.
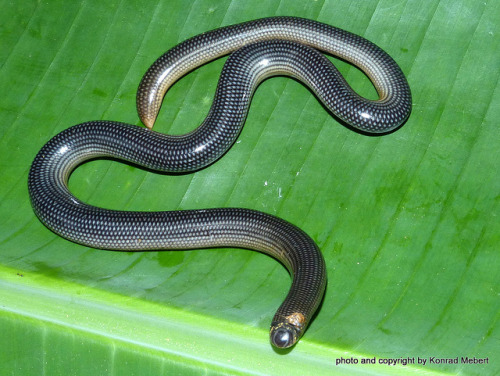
270,323,299,348
270,312,306,348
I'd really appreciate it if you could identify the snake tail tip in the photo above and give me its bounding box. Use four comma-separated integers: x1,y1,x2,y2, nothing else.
139,114,156,130
143,120,155,130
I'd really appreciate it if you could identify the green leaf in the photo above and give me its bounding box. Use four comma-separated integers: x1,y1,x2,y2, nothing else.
1,0,498,375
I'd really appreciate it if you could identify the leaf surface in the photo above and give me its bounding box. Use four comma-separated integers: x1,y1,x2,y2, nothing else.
0,0,498,375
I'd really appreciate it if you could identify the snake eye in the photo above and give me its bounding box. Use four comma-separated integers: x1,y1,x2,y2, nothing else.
270,324,298,348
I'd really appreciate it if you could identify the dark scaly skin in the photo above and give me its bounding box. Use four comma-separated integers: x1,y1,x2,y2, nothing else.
29,18,411,349
137,17,411,131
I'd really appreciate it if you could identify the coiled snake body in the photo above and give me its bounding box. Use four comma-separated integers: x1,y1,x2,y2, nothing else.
28,17,411,348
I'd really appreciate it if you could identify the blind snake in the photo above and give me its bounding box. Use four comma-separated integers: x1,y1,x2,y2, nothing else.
28,17,411,349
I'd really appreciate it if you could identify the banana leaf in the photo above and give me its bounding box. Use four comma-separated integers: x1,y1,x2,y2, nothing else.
0,0,498,375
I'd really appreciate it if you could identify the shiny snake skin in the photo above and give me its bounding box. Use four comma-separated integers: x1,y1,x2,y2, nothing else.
28,17,411,349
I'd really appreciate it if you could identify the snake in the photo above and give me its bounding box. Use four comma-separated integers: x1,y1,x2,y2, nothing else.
28,17,411,349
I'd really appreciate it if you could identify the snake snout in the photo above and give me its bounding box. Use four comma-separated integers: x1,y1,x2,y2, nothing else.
270,323,299,349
